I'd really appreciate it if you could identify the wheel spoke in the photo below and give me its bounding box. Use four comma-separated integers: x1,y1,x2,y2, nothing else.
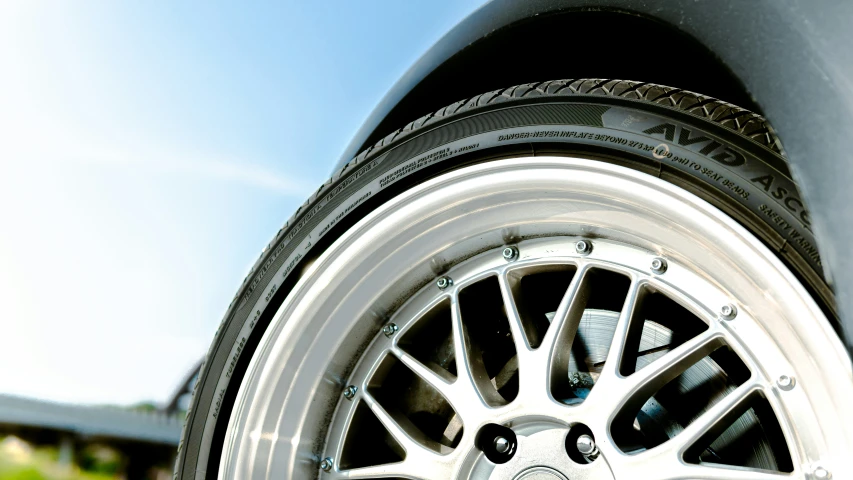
669,379,761,456
523,264,589,399
449,295,480,393
592,276,643,384
539,266,590,392
391,347,456,388
498,272,534,356
497,272,536,401
449,295,505,408
620,328,724,402
538,263,589,359
361,392,448,457
622,379,763,472
588,317,723,416
578,276,642,409
390,346,471,417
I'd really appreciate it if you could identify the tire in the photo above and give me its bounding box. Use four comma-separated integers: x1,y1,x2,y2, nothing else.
174,79,835,479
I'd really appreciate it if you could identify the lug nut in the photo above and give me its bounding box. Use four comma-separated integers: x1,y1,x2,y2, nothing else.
720,303,737,320
576,435,595,454
576,434,599,460
650,257,668,274
343,385,358,399
382,323,398,337
494,436,510,453
476,423,517,464
502,246,519,261
320,457,333,472
437,276,452,290
575,240,592,255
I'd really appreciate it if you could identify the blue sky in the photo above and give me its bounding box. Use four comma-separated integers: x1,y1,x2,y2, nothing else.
0,1,484,405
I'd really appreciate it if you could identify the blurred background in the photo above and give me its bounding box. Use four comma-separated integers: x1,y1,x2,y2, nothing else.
0,1,483,478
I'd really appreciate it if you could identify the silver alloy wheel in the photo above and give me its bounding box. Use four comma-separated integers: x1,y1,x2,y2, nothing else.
219,157,853,479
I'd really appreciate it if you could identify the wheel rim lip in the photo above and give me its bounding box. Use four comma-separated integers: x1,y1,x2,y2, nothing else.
220,157,853,479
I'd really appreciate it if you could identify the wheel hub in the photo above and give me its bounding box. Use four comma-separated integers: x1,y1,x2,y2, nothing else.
485,428,614,480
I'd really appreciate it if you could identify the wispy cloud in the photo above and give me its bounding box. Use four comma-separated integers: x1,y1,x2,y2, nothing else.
80,150,313,197
3,141,315,197
183,158,311,195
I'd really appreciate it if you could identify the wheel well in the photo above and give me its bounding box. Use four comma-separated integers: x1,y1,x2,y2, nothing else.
358,9,756,156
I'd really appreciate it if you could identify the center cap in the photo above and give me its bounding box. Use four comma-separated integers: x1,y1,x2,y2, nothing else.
514,466,569,480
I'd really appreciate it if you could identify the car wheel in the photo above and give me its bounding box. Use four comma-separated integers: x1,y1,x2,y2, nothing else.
175,80,851,480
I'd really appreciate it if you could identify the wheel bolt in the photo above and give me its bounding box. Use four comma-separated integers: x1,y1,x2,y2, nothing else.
502,246,519,261
720,303,737,320
382,323,398,337
437,276,453,290
576,434,599,459
494,436,510,453
813,466,831,479
320,457,333,472
777,375,795,391
343,385,357,400
575,240,592,255
475,423,517,464
650,257,668,274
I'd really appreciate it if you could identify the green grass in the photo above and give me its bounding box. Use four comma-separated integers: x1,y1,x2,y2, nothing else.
0,442,117,480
